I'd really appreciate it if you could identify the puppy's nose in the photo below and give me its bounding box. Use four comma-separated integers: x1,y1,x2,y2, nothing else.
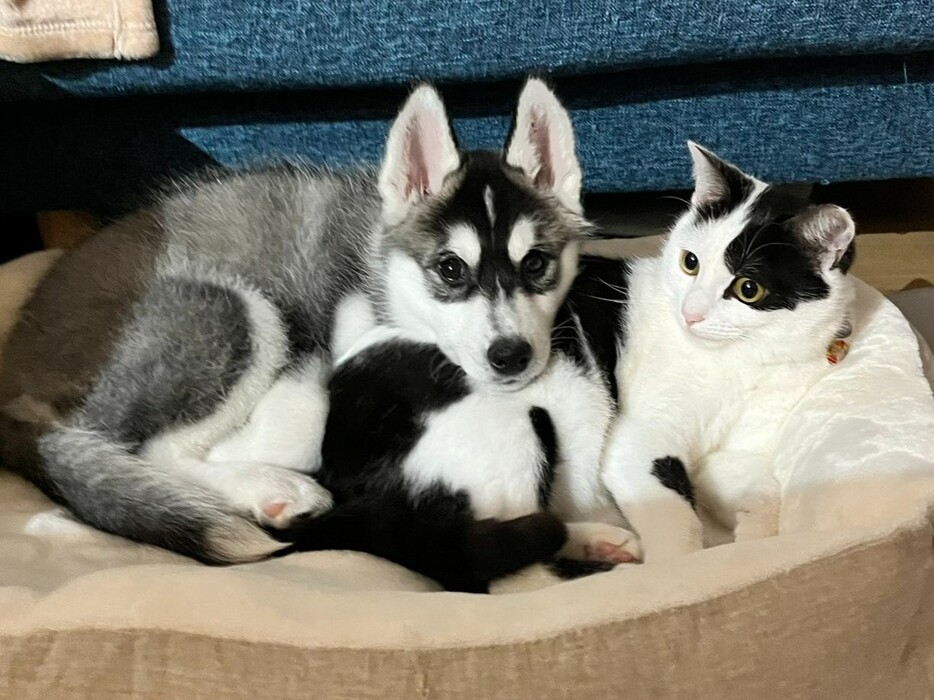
487,337,532,376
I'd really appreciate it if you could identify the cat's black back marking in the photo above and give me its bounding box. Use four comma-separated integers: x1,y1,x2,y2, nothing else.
651,456,696,509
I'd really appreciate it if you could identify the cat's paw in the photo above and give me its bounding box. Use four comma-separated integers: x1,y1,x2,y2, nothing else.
560,522,642,564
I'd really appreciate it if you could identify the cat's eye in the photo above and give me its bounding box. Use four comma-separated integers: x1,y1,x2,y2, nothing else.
521,250,551,279
733,277,767,304
437,256,468,284
680,250,700,276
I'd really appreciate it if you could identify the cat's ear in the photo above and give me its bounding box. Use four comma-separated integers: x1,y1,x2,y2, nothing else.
506,78,583,214
379,83,461,226
795,204,856,271
687,141,755,211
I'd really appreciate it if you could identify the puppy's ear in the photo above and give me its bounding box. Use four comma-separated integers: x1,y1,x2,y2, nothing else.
379,84,461,225
506,78,582,214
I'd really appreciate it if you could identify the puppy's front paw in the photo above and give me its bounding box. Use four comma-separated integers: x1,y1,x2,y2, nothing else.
560,522,642,564
211,461,333,529
254,472,334,529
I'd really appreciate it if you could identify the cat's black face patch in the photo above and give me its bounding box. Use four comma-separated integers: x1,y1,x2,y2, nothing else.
723,185,831,312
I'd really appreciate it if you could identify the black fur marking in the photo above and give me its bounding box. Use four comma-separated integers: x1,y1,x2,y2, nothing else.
547,558,616,580
315,341,468,497
723,185,830,312
282,491,567,593
651,456,695,508
298,340,568,592
693,154,755,222
419,151,572,303
552,255,628,402
529,407,558,509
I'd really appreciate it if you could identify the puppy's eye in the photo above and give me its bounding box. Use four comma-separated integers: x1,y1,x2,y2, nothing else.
521,250,550,279
680,250,699,276
733,277,767,304
437,256,467,284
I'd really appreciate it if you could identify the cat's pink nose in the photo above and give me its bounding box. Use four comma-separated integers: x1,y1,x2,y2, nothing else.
682,310,705,326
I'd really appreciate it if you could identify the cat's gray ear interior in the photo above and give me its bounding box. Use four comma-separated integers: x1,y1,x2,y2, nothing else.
794,204,856,270
687,141,754,209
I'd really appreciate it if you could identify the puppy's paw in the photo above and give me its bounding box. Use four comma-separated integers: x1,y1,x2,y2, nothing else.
209,461,333,529
251,470,333,529
560,522,642,564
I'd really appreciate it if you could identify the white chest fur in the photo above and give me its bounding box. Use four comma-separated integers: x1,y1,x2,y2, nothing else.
403,356,622,525
619,258,835,466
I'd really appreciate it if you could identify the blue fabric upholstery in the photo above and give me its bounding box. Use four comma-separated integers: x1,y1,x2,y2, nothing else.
2,1,933,208
2,0,933,98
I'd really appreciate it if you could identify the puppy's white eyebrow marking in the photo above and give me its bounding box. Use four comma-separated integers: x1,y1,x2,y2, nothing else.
507,216,536,264
446,223,482,267
484,186,496,228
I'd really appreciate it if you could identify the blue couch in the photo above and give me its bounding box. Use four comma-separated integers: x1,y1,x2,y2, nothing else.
3,0,934,212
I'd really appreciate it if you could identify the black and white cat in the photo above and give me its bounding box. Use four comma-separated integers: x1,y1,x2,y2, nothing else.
602,143,857,562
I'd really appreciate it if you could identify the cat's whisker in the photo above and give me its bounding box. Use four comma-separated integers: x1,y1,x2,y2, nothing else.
661,195,692,207
599,280,630,296
739,221,771,263
580,293,627,305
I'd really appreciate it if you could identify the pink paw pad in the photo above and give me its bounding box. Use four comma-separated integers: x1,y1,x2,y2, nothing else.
262,501,288,519
584,541,639,564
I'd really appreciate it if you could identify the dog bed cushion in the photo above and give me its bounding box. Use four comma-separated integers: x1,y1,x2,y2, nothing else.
0,251,933,699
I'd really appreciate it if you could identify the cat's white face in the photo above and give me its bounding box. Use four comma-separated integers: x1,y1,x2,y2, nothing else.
660,143,856,349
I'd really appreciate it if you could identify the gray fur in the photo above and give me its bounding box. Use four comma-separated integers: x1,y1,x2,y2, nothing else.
0,165,383,563
78,276,254,450
38,427,278,563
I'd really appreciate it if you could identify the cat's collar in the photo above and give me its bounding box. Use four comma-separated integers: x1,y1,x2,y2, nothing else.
827,318,853,366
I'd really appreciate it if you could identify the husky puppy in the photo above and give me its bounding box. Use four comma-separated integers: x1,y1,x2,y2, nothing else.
0,79,588,565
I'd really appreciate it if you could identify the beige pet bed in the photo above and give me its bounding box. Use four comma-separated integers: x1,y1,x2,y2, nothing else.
1,250,933,700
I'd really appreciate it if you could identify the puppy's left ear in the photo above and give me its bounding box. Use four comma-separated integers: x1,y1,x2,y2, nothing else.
505,78,583,214
795,204,856,272
379,83,461,226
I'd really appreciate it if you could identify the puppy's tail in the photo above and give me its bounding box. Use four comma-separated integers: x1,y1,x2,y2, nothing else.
281,493,568,593
22,425,283,564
